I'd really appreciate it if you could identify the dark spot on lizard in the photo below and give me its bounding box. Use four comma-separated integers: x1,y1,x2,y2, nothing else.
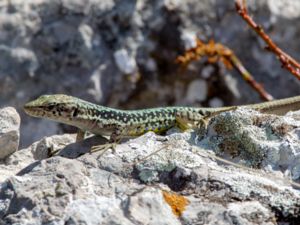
47,105,55,111
148,112,156,119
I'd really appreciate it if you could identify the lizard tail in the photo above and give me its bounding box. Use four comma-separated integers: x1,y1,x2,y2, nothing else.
248,95,300,115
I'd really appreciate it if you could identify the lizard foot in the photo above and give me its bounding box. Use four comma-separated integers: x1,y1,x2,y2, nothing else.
90,142,117,157
195,118,209,141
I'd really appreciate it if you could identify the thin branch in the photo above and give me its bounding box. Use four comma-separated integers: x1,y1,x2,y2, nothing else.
176,39,273,101
235,0,300,80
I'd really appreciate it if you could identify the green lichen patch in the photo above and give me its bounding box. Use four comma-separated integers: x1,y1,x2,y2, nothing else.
203,109,286,168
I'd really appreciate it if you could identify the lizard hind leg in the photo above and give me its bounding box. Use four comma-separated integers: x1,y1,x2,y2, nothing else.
196,106,239,141
90,129,122,157
90,142,118,157
195,118,210,141
175,115,209,142
175,115,194,131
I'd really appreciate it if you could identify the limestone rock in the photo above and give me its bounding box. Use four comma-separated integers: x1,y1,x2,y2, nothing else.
0,134,75,182
0,107,20,159
2,109,300,224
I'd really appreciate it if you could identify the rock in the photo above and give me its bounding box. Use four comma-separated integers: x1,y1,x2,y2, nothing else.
127,188,180,225
61,0,92,14
1,109,300,223
0,133,75,182
0,107,20,159
0,147,33,182
21,119,60,149
180,30,197,50
64,195,132,225
0,157,89,223
0,155,178,224
0,46,39,78
114,48,137,74
268,0,300,19
181,200,275,225
31,133,76,160
1,0,300,223
201,65,214,79
204,108,300,179
222,73,241,100
226,201,274,225
185,79,207,103
208,97,224,107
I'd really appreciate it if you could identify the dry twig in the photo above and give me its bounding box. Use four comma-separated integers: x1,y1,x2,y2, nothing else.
235,0,300,79
176,39,273,101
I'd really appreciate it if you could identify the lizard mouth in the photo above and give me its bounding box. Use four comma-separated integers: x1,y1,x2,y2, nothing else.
23,103,45,117
23,103,34,115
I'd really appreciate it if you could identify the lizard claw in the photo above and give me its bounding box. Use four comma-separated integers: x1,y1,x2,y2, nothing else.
90,143,117,157
195,118,209,141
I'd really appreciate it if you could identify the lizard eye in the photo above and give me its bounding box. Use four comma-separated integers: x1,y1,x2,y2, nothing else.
47,105,55,111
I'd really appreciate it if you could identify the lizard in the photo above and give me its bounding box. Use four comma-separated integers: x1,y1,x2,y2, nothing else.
23,94,300,154
23,94,300,189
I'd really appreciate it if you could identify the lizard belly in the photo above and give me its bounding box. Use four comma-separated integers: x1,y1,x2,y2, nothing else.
90,128,114,136
78,121,115,137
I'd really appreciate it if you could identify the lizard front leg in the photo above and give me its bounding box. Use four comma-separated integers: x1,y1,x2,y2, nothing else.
174,112,210,142
76,129,86,142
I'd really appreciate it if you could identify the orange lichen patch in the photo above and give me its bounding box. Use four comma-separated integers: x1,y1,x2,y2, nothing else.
162,190,190,217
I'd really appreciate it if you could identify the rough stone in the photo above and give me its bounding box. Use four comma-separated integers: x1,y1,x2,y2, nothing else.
268,0,300,19
1,109,300,223
0,0,300,223
204,108,300,180
127,188,180,225
0,133,75,182
208,97,224,107
180,30,197,50
31,134,76,160
185,79,207,103
114,48,137,74
0,107,20,159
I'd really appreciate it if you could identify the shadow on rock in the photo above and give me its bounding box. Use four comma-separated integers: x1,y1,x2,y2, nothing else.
57,135,108,159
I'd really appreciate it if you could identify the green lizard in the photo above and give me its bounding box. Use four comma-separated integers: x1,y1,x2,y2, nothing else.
24,94,300,152
23,94,300,189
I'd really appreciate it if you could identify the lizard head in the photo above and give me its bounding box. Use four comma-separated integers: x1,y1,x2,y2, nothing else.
24,94,81,124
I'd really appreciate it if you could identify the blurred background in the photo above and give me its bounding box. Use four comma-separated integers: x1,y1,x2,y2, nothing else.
0,0,300,148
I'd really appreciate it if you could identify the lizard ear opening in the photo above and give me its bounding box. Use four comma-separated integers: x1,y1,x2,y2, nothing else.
72,108,79,117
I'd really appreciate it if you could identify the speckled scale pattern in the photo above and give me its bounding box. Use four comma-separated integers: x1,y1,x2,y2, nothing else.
24,94,300,139
77,103,210,136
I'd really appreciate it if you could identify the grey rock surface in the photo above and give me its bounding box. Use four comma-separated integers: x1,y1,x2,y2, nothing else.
0,107,20,159
0,133,75,182
1,109,300,224
204,108,300,179
1,0,300,222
